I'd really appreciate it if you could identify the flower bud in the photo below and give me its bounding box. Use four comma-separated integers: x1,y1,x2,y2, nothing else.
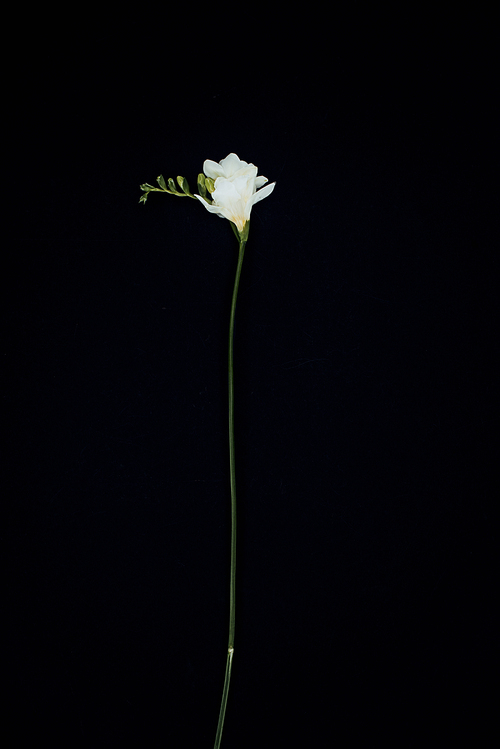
177,176,194,197
197,173,207,198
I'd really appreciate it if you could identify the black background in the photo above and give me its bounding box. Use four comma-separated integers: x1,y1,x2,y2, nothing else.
5,8,496,747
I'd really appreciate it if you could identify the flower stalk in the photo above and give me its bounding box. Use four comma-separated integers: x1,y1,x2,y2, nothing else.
214,230,246,748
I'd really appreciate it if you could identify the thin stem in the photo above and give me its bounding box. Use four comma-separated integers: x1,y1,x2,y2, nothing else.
213,234,247,749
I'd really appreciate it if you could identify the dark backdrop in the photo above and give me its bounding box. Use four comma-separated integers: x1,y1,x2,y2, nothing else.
5,8,496,747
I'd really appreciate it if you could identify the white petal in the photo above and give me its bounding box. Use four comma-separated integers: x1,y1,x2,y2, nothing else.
232,174,256,201
195,194,225,217
255,176,268,189
212,179,241,203
249,181,275,207
203,159,225,180
232,165,258,180
219,153,248,177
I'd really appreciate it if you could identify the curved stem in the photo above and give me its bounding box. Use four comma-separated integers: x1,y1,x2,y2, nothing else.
213,234,247,749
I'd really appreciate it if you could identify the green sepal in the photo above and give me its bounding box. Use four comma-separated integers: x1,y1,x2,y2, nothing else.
239,220,250,244
229,220,249,243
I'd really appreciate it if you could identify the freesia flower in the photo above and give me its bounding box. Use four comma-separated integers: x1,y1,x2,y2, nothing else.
195,153,275,233
140,150,275,748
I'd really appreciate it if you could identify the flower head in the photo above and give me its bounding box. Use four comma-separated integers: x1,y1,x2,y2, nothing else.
195,153,275,234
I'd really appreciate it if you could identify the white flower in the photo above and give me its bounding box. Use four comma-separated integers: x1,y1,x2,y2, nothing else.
195,153,275,233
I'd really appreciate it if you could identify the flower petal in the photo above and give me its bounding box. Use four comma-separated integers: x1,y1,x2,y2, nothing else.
203,159,225,180
198,156,275,230
219,153,248,177
232,174,257,202
232,165,258,180
249,181,276,207
195,194,225,217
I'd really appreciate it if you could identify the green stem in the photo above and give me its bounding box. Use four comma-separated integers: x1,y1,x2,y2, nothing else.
213,232,247,749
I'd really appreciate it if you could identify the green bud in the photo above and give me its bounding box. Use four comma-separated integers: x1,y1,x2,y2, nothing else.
157,174,168,191
139,193,149,204
168,177,179,193
197,173,206,197
177,176,194,197
205,177,215,194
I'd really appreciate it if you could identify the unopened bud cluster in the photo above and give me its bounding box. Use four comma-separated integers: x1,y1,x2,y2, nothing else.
139,174,202,204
